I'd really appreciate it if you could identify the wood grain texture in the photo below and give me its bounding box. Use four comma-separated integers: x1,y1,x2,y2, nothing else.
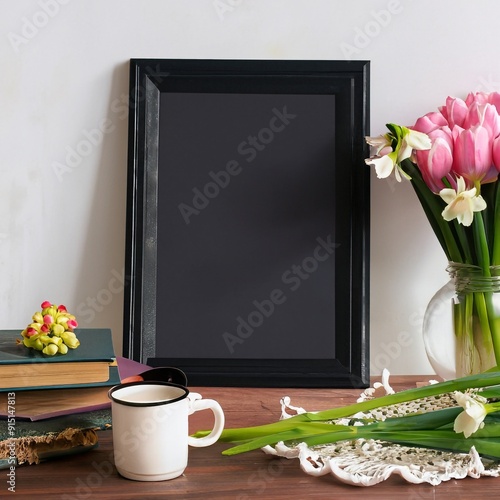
11,377,500,499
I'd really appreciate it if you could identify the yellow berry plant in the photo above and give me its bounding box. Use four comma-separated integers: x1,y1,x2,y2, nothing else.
19,300,80,356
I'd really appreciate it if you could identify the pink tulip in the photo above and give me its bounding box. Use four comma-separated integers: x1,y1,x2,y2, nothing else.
439,96,468,128
481,164,499,184
488,92,500,114
481,103,500,138
463,102,500,139
413,112,448,134
58,304,67,313
466,92,489,106
415,128,454,192
41,324,49,333
492,135,500,172
452,125,493,183
41,300,52,309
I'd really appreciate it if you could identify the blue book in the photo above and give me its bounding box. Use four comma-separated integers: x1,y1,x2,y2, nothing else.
0,408,110,466
0,329,115,390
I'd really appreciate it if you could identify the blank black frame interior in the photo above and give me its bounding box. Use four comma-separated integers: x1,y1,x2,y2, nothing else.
123,59,370,387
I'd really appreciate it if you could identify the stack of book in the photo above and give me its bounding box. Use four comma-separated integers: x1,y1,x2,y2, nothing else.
0,328,120,467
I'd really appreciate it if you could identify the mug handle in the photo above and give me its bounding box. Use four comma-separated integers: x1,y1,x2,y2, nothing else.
187,393,225,447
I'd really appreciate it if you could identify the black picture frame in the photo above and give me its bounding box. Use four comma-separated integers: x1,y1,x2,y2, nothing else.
123,59,370,387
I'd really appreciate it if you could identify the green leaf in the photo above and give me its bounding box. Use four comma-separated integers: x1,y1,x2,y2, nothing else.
222,423,358,456
400,159,463,262
212,372,500,453
492,181,500,266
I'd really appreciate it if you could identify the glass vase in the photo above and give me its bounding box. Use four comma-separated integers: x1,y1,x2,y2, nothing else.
423,262,500,380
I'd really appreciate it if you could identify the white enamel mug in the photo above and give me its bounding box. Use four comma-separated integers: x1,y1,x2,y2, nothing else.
108,381,225,481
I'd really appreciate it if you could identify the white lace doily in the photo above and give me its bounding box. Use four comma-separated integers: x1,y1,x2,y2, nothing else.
261,371,500,486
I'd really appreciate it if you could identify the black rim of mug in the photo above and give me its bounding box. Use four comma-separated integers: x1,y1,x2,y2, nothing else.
108,381,189,407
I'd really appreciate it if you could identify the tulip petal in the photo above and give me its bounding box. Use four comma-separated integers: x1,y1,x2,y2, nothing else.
453,125,492,182
413,112,448,134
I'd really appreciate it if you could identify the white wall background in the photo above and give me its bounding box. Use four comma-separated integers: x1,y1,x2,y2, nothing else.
1,0,495,375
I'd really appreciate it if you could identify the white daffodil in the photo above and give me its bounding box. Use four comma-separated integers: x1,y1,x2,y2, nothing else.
365,134,392,155
365,134,397,179
453,391,488,438
365,152,399,180
440,176,487,226
396,128,431,166
365,127,431,183
403,128,432,152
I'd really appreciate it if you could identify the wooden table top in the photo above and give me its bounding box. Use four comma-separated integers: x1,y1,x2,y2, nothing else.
11,376,500,499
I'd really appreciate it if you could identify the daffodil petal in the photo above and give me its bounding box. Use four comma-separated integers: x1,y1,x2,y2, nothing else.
452,391,488,437
471,195,487,211
458,207,474,227
439,188,458,204
367,155,395,179
396,164,411,181
405,129,432,150
456,175,467,193
397,142,413,162
366,134,391,155
453,411,476,438
439,176,486,226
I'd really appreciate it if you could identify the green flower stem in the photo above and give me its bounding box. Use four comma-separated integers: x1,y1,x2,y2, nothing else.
347,433,500,461
474,292,495,359
454,294,476,374
453,298,464,352
477,384,500,398
400,159,463,263
453,220,473,264
222,407,500,457
304,371,500,422
223,429,355,456
473,214,491,275
487,294,500,366
492,182,500,266
299,431,500,460
200,372,500,450
472,214,500,367
221,407,463,455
